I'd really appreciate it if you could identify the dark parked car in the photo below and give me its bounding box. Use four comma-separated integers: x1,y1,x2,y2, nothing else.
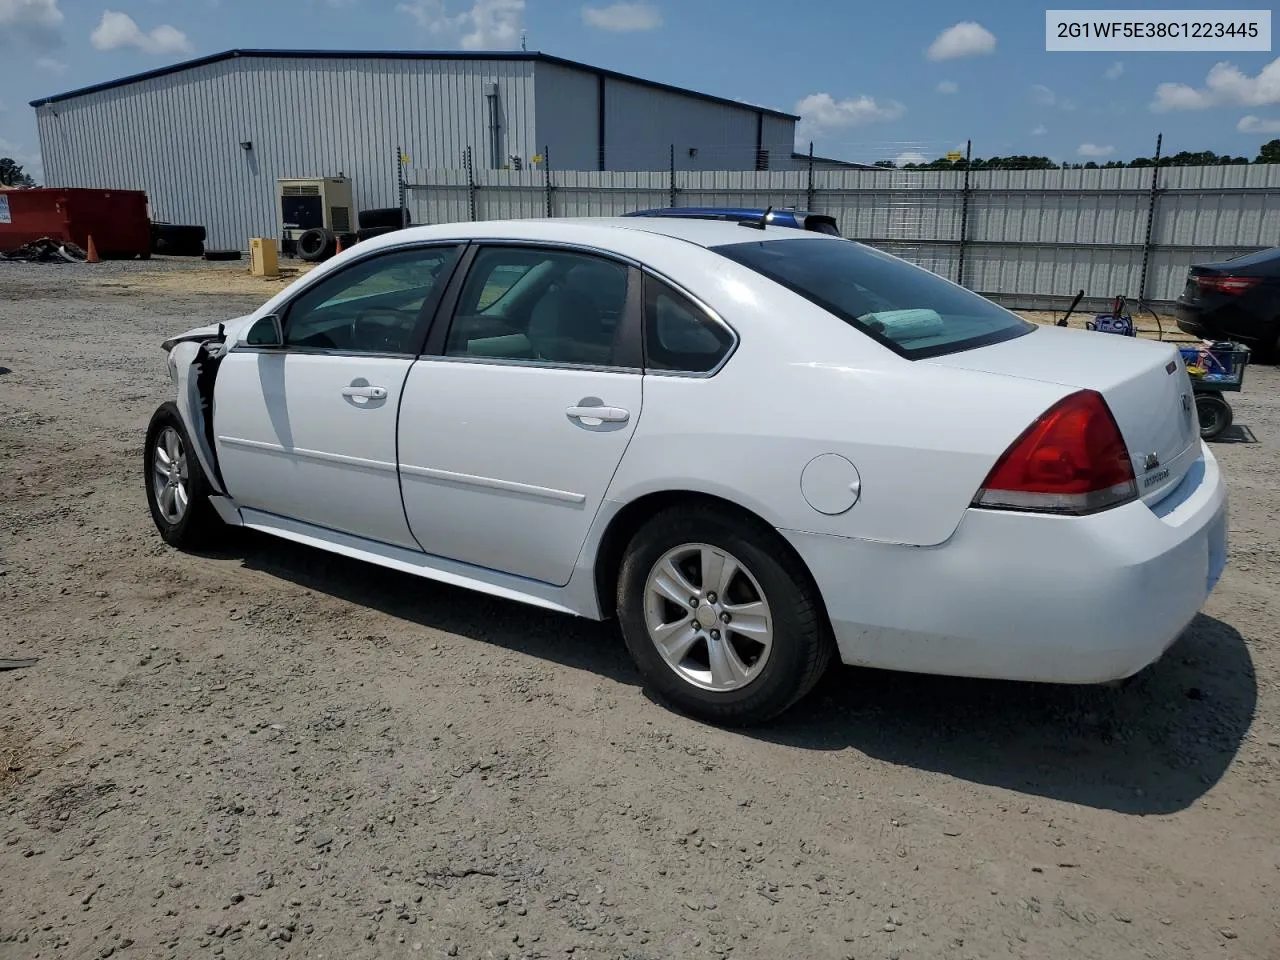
625,207,842,235
1175,247,1280,359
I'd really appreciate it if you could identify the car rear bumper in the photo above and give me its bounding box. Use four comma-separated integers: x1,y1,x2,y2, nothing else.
1175,299,1276,346
784,441,1228,684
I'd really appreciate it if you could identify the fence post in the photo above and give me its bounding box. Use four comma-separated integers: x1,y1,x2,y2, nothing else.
956,139,972,288
544,145,553,218
669,144,678,207
806,141,815,210
465,146,477,222
396,145,407,228
1138,133,1163,303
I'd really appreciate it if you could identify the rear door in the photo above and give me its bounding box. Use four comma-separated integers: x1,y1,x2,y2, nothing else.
397,244,644,585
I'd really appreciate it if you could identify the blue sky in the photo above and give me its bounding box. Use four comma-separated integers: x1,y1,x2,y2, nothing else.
2,0,1279,179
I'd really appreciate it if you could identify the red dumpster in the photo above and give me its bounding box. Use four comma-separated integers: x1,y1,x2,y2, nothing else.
0,187,151,259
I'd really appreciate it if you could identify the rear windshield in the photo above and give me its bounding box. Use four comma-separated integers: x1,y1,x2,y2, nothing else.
711,237,1034,359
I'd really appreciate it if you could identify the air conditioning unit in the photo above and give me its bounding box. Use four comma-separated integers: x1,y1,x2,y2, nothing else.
276,177,354,256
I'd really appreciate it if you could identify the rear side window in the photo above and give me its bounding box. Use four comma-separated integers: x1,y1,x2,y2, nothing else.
712,237,1034,359
644,276,735,373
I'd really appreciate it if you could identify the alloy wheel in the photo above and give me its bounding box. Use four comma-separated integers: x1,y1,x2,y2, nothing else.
642,542,774,692
151,426,190,524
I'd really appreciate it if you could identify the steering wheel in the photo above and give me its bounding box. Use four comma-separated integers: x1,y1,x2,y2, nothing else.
350,308,419,352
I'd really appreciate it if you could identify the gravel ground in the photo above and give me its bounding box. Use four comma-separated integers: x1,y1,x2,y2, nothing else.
1,259,1278,960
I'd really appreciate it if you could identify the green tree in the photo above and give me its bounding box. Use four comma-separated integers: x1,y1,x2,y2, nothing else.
1257,139,1280,163
0,157,37,187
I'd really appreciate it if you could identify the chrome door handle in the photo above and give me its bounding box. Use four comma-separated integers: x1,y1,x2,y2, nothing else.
342,385,387,399
566,405,629,423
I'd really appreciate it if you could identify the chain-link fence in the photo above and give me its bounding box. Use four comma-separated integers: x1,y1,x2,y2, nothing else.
401,143,1280,308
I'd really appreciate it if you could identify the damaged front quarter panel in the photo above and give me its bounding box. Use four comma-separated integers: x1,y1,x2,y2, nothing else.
162,320,237,499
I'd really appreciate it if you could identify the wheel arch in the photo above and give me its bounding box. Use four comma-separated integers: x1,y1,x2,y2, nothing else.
589,489,830,626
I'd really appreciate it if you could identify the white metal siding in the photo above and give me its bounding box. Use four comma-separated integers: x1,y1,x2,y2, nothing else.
759,115,797,171
36,55,538,249
404,163,1280,304
533,63,599,171
602,79,762,172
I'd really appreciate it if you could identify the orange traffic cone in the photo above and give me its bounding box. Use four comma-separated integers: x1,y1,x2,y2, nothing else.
85,235,101,264
334,235,344,256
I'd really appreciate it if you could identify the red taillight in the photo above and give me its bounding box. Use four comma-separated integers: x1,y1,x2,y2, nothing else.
1195,274,1261,295
973,390,1137,515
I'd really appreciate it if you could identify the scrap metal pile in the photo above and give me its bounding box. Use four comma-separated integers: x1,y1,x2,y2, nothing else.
0,236,88,263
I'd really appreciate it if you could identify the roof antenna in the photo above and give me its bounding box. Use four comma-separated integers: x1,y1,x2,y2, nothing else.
521,30,527,51
739,204,772,231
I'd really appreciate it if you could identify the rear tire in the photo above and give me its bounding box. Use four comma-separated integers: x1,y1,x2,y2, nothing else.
144,402,223,549
1196,394,1233,441
616,503,834,726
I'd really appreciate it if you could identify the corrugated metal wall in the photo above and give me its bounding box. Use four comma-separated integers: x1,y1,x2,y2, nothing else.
405,163,1280,304
533,63,599,171
36,55,539,249
602,80,772,172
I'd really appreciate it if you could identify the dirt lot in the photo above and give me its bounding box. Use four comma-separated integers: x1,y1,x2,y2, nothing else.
2,259,1278,960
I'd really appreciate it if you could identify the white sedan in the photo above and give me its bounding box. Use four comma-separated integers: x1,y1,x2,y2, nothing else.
147,217,1228,725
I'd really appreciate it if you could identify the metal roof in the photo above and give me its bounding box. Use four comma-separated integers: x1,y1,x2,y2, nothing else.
789,151,882,170
28,48,800,120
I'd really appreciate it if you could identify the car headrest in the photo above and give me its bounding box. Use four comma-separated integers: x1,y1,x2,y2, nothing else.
527,288,614,364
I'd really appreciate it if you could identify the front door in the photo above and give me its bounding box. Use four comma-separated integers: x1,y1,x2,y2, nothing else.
213,244,461,548
397,244,643,585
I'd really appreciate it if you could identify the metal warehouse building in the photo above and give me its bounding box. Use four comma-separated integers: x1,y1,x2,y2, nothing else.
30,49,833,250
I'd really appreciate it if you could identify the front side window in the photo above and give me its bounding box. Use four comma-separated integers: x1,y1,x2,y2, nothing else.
712,237,1034,359
444,247,633,367
283,245,460,354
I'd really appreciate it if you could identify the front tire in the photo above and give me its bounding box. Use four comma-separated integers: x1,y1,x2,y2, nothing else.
617,503,834,726
144,402,222,549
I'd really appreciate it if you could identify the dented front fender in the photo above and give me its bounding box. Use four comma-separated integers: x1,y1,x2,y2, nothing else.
168,338,226,497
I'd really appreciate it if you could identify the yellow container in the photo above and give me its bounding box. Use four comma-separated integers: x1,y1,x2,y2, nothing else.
249,237,278,277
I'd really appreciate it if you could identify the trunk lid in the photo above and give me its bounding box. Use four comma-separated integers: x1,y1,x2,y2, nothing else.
926,325,1199,505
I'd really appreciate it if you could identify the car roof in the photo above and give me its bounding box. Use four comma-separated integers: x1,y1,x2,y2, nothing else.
365,216,825,251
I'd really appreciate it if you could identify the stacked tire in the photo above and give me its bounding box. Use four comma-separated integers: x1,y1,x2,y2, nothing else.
359,208,410,230
356,225,400,242
296,228,337,263
151,223,206,257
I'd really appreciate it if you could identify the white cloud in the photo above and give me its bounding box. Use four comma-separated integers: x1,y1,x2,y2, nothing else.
582,2,661,31
895,151,928,165
397,0,524,49
90,11,192,55
1238,115,1280,134
1031,124,1048,136
1076,143,1115,157
927,21,995,61
36,55,65,72
935,79,958,95
1151,56,1280,111
1104,61,1124,80
1030,84,1056,107
794,92,905,139
0,0,63,49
